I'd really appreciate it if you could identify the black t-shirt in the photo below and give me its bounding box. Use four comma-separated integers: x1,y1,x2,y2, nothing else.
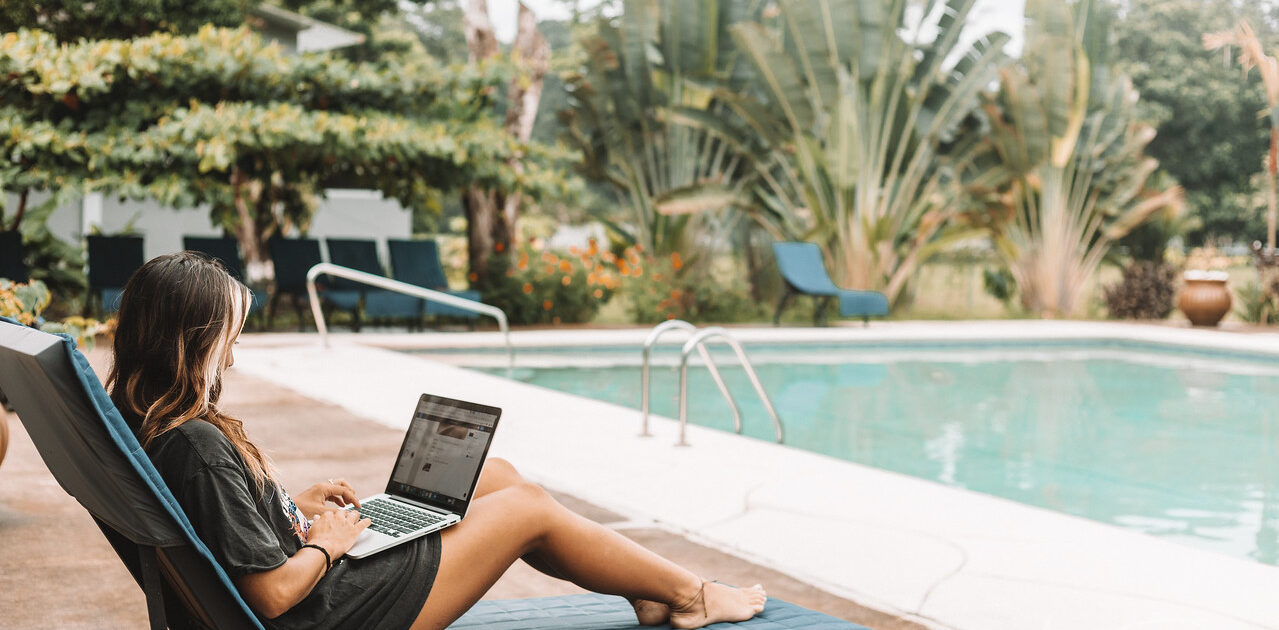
138,417,441,630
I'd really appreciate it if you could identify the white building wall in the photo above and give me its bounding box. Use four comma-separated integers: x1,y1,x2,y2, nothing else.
20,189,410,268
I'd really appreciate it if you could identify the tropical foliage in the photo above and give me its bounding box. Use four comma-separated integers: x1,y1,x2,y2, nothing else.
976,0,1182,318
1204,19,1279,250
720,0,1012,305
476,239,623,325
562,0,760,262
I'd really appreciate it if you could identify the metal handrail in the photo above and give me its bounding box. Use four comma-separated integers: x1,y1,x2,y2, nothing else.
640,320,741,437
677,327,783,446
305,263,514,371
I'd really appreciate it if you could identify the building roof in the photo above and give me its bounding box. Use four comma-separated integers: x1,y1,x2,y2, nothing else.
248,4,365,53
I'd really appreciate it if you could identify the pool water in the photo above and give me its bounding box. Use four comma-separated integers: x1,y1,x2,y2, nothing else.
478,344,1279,566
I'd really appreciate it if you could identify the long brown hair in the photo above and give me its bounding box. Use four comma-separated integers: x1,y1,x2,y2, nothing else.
107,251,273,490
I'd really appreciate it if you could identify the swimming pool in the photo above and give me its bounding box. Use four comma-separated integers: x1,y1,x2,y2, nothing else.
449,340,1279,567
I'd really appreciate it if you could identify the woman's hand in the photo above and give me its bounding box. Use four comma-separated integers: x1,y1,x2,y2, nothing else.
293,478,360,519
306,508,371,560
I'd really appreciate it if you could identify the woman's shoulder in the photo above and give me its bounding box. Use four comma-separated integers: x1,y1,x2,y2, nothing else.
149,419,241,469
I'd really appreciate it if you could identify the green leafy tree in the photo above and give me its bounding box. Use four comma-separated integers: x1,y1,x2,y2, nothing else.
0,0,248,41
978,0,1183,318
1112,0,1279,245
723,0,1011,305
0,26,566,283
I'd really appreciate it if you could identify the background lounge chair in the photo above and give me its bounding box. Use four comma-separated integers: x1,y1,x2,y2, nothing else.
0,318,867,630
0,231,27,282
266,237,322,331
325,238,422,331
85,234,145,317
387,238,481,321
772,242,888,326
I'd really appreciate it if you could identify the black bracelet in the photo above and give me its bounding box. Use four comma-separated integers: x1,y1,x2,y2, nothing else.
300,544,331,575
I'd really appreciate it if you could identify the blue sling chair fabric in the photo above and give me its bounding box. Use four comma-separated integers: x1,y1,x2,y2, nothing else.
771,242,889,326
0,318,866,630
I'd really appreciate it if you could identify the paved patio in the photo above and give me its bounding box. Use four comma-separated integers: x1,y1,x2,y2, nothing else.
0,346,921,630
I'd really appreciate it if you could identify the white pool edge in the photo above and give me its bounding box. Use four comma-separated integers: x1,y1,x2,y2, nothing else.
234,320,1279,630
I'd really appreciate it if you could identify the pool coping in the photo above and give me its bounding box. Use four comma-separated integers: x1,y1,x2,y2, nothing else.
234,320,1279,630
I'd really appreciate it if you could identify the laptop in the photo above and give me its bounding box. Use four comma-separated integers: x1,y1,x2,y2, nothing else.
343,393,501,559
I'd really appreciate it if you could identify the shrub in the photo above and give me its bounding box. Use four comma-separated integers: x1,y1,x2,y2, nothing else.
0,279,112,347
1236,280,1279,324
1103,261,1178,320
622,252,762,324
476,240,621,325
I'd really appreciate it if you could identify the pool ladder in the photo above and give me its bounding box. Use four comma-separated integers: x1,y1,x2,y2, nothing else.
640,320,784,446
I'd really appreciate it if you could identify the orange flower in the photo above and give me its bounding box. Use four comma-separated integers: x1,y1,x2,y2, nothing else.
634,243,644,253
495,241,506,253
544,265,555,275
558,260,572,273
618,262,631,276
602,252,616,263
665,313,676,320
631,266,643,277
541,251,556,263
522,283,534,294
593,289,603,299
467,272,478,282
568,246,581,256
561,275,571,286
552,316,562,324
671,252,683,270
506,269,515,278
517,258,528,271
543,299,553,310
670,289,682,299
587,239,599,256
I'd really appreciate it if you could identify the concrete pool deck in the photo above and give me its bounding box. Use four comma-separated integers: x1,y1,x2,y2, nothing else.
230,320,1279,630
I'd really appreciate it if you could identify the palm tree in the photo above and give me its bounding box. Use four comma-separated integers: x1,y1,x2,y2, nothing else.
721,0,1012,304
562,0,761,259
978,0,1182,318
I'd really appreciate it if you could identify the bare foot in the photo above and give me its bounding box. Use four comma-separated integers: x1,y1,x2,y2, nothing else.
630,599,670,626
669,581,767,629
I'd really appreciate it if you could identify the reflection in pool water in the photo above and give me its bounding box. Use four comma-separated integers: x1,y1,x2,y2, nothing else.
482,348,1279,566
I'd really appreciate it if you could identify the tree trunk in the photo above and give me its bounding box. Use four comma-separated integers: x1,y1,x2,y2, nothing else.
463,0,549,277
231,168,274,284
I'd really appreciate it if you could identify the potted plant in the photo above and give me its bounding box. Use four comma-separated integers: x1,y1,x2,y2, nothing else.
1177,247,1233,326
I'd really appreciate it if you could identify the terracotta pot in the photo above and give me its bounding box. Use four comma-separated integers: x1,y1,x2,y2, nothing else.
1177,271,1232,327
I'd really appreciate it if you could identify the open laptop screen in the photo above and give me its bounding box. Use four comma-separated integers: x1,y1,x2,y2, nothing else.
386,394,501,515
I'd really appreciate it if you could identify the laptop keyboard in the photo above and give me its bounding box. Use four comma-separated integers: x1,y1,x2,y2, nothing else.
355,497,447,538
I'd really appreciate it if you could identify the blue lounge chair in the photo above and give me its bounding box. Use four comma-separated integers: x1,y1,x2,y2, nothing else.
772,242,888,326
0,230,27,282
0,318,867,630
86,234,145,316
267,237,322,331
387,238,481,321
324,238,422,331
182,236,264,315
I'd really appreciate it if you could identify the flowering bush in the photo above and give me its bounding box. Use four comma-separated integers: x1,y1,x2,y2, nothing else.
0,279,113,347
622,251,761,324
476,239,622,325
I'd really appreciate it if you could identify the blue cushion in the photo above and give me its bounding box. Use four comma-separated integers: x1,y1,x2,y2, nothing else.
447,594,868,629
425,289,482,319
837,290,889,317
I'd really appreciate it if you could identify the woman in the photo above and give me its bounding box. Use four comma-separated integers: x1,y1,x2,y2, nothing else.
107,252,766,630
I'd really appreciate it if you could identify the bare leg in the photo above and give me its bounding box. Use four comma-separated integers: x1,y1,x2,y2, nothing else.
472,459,669,625
408,480,764,630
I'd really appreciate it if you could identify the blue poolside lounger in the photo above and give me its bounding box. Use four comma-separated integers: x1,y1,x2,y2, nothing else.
0,319,866,630
772,242,889,326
